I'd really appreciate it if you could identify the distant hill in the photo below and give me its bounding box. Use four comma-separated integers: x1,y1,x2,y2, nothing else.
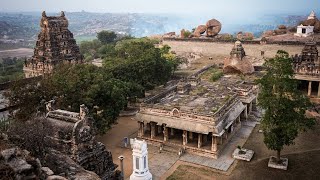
0,11,315,43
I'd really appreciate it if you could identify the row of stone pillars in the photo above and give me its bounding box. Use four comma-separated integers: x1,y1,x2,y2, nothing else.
138,115,243,153
307,81,320,97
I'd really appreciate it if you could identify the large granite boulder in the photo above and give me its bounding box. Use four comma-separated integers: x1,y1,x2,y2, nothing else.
193,25,207,37
206,19,222,37
180,29,186,38
262,30,274,37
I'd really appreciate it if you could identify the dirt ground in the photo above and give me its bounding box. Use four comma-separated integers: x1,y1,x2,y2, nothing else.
166,118,320,180
0,48,34,59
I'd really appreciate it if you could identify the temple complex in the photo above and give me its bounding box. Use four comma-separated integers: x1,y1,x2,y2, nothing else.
293,41,320,98
23,11,83,78
133,67,258,159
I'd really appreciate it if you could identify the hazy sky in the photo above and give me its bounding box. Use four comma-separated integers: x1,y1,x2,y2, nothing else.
1,0,319,15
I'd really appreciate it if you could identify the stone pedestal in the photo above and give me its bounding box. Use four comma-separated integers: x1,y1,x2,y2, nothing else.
268,156,288,170
232,148,254,161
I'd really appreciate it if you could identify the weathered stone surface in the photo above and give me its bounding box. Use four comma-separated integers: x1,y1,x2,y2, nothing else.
193,25,207,37
232,148,254,161
42,104,120,180
0,148,49,179
163,32,176,38
223,41,254,75
206,19,222,37
268,156,288,170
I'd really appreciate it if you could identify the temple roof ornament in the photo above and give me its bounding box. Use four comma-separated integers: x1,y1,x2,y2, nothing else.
308,10,316,20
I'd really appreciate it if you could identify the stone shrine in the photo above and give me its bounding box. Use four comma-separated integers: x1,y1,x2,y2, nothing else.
130,139,152,180
44,102,119,179
23,11,83,78
223,41,254,74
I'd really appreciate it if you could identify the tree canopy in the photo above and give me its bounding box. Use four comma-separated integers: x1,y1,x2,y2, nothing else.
257,50,315,162
7,33,181,134
97,30,117,44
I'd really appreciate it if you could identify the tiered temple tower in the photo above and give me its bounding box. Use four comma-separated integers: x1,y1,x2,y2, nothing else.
24,11,83,78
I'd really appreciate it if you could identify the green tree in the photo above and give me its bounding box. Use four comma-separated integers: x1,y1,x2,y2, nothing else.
257,50,315,163
97,30,117,44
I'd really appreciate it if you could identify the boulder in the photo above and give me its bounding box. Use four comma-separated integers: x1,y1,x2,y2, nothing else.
278,25,287,29
193,25,207,37
164,32,176,37
274,29,287,35
206,19,222,37
237,32,254,40
263,30,275,37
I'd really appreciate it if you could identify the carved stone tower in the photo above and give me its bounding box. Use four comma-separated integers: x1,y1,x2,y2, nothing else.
23,11,83,78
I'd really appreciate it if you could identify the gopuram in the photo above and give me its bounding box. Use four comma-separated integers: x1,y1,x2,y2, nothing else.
133,67,258,159
23,11,83,78
293,41,320,97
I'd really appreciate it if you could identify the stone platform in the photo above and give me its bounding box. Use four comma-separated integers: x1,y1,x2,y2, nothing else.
268,156,288,170
232,148,254,161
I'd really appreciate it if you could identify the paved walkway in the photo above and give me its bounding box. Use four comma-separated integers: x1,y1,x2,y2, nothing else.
179,121,257,172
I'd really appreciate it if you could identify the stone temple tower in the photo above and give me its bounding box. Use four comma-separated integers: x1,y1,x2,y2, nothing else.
23,11,83,78
130,139,152,180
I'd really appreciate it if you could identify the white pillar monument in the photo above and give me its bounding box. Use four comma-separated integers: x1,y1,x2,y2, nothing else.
130,139,152,180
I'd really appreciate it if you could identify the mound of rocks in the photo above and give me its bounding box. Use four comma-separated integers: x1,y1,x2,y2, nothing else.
193,25,207,37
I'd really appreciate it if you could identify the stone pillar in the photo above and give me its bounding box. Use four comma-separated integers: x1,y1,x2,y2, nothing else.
163,126,169,142
197,133,203,148
150,122,156,139
189,132,193,140
308,81,312,96
249,102,253,114
318,82,320,98
182,130,188,146
138,122,144,137
211,135,217,152
220,136,223,145
170,128,175,136
241,107,248,120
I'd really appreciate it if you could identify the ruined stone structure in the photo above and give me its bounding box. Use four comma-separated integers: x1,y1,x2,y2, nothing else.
134,68,258,159
44,103,119,179
293,41,320,98
23,11,83,78
223,41,254,74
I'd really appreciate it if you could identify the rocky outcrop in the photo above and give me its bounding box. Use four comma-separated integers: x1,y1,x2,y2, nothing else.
0,148,64,180
193,25,207,37
180,29,186,38
223,41,254,74
206,19,222,37
236,32,254,40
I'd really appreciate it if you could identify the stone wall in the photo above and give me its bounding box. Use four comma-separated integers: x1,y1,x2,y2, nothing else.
163,39,319,59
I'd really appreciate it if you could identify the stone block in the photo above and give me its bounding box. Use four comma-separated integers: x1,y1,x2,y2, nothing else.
268,156,288,170
232,148,254,162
